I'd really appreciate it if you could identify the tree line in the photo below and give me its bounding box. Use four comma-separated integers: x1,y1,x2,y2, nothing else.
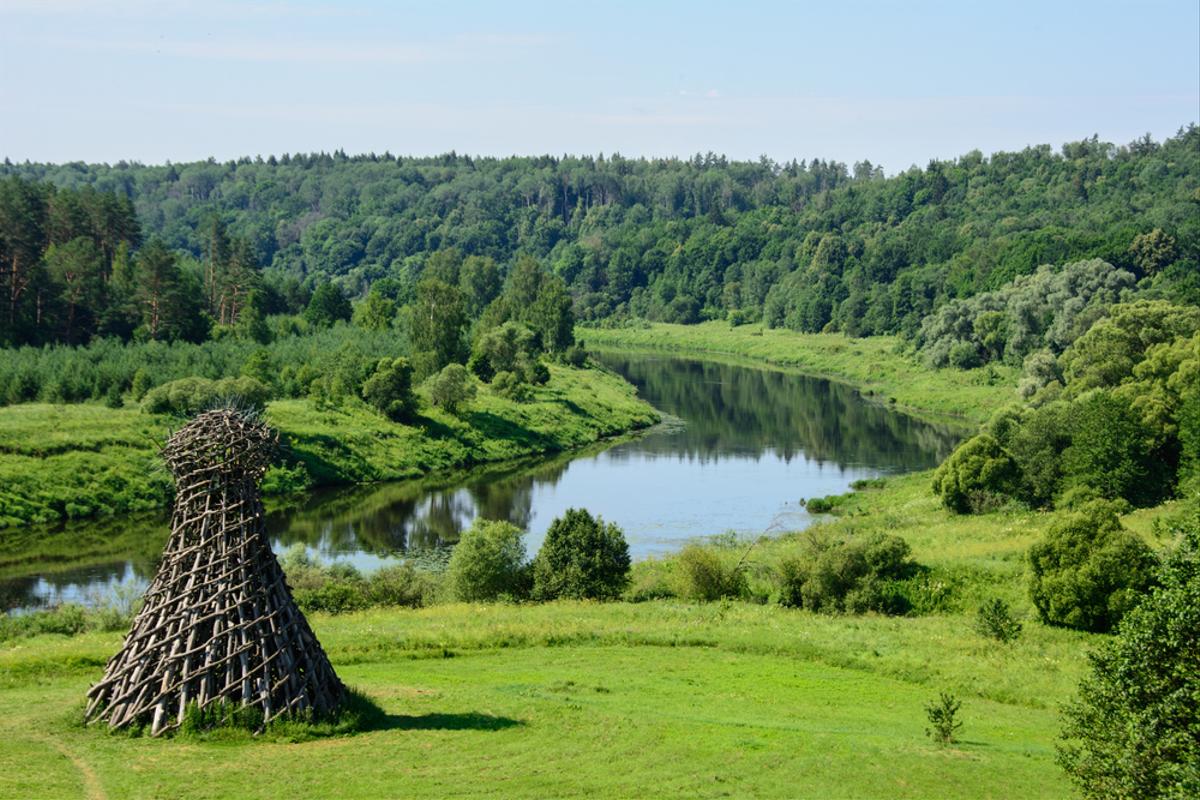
3,125,1196,346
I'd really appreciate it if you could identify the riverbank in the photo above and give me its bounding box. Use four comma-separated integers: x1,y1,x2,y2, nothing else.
0,364,658,529
582,322,1019,424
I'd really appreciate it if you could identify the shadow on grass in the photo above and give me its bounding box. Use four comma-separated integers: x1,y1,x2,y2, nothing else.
372,712,525,732
350,690,523,734
463,411,555,450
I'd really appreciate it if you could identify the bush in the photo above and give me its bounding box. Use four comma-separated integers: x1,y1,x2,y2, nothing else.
363,563,439,608
804,493,850,514
563,344,588,367
446,519,528,602
1058,512,1200,798
140,375,270,415
932,433,1024,514
777,532,917,614
925,692,963,746
361,357,416,421
427,363,477,415
673,545,748,601
974,598,1022,642
1028,501,1158,632
531,508,631,601
491,370,532,402
947,340,982,369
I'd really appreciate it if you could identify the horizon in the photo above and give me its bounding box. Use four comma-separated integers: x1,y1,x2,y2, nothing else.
5,122,1197,176
2,1,1197,172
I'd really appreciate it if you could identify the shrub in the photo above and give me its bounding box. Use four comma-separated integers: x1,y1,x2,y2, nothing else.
947,340,982,369
673,545,748,601
974,598,1022,642
925,692,963,746
361,357,416,421
364,564,439,608
447,519,528,602
1058,512,1200,798
427,363,476,415
777,532,917,614
931,433,1024,514
804,493,849,514
563,344,588,367
141,376,270,415
1028,501,1158,632
491,370,531,402
531,508,631,601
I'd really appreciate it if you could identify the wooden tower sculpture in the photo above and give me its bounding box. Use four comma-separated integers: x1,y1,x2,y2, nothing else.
85,407,344,735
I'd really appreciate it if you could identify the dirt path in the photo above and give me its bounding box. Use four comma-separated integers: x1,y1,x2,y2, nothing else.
32,734,107,800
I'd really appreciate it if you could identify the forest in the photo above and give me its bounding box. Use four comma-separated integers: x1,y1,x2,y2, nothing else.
2,126,1197,352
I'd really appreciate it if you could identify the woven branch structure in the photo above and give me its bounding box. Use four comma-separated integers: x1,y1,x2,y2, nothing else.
85,407,344,735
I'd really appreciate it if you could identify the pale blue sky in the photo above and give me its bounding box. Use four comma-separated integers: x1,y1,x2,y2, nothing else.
1,0,1197,170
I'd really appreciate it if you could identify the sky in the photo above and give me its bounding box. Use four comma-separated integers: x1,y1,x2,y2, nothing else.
1,0,1197,171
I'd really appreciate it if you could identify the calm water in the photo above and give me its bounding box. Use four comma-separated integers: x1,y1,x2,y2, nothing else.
1,353,962,612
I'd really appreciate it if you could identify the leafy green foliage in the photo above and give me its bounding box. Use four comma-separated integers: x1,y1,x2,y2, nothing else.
6,126,1195,347
531,508,631,601
408,278,468,377
304,283,352,328
1058,512,1200,799
1062,390,1161,505
446,518,529,602
140,375,270,415
673,545,748,601
931,433,1022,514
360,357,416,422
491,370,531,402
914,259,1137,368
1058,300,1200,394
974,598,1022,643
1027,502,1157,632
279,545,438,613
776,532,917,614
925,693,963,746
426,363,476,415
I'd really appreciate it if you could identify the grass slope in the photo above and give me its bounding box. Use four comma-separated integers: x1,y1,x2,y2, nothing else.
583,322,1018,424
0,601,1080,799
0,365,657,529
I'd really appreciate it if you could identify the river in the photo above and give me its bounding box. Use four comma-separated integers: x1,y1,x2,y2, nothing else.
1,352,963,613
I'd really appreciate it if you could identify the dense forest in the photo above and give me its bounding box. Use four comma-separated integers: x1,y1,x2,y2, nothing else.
2,125,1196,352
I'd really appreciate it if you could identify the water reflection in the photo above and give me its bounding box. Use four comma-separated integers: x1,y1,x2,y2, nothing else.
2,353,963,612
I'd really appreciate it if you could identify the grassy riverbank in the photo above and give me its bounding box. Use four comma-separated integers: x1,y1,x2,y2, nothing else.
0,365,657,529
583,322,1019,424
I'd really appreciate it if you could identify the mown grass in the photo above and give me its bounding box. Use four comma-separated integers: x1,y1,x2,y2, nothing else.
0,600,1083,799
583,321,1019,424
0,365,658,528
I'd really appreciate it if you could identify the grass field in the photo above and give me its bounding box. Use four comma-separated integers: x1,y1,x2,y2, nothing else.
0,600,1083,799
583,322,1019,424
3,470,1179,798
0,364,657,529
